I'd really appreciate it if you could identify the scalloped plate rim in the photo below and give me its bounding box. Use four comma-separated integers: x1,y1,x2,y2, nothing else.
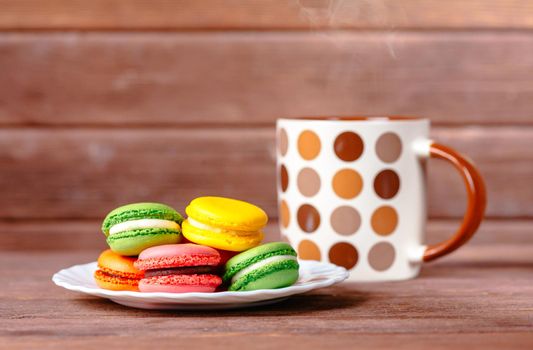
52,260,349,308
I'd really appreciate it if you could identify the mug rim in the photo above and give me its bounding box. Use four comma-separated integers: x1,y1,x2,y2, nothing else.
279,115,427,122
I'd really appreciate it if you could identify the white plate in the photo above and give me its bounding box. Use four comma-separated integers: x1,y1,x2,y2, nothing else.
52,260,349,310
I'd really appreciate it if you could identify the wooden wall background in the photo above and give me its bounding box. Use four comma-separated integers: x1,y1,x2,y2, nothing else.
0,0,532,250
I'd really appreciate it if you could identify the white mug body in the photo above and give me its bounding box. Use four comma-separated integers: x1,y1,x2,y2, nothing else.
277,117,430,282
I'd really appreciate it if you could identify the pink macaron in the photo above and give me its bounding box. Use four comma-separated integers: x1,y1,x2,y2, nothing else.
134,244,222,293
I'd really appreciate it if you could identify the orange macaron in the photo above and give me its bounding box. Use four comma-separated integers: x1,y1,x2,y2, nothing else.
94,249,144,291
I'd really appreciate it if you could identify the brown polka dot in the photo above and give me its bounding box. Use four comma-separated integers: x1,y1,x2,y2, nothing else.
280,200,290,228
334,132,364,161
297,167,321,197
298,130,321,160
297,204,321,233
298,240,321,261
376,132,402,163
278,128,288,156
374,169,400,199
280,164,289,192
332,169,363,199
330,206,361,236
371,206,398,236
328,242,358,270
368,242,396,271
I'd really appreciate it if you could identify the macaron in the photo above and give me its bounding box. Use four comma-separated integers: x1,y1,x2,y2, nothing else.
223,242,299,291
94,249,144,291
102,202,183,256
134,244,222,293
181,236,237,266
182,196,267,252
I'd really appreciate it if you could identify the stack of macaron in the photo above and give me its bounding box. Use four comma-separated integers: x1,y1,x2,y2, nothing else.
94,197,299,293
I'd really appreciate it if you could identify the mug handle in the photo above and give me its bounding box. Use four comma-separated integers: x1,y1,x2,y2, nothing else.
422,142,487,262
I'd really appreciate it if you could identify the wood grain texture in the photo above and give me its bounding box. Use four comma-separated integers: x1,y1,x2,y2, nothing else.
2,243,533,349
1,219,531,251
1,0,533,30
428,127,533,218
0,127,531,220
1,32,533,126
0,128,275,219
3,334,533,350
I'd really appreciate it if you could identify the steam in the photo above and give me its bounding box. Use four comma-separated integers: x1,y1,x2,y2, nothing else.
293,0,399,58
294,0,393,31
290,0,402,113
294,0,349,28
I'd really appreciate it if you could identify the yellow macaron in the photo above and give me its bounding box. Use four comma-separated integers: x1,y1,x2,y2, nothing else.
182,196,267,251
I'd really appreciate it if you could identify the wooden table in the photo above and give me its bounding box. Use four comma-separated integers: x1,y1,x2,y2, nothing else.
2,234,533,349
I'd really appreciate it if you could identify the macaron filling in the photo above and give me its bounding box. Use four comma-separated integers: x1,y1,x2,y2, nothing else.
186,218,256,235
230,255,297,284
97,265,143,280
109,219,180,235
94,269,141,286
144,266,216,278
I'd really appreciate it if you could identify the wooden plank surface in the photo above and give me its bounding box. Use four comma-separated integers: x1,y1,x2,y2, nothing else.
0,127,531,220
428,127,533,218
1,0,533,30
1,242,533,349
0,219,531,251
3,334,533,350
0,128,275,219
1,32,533,126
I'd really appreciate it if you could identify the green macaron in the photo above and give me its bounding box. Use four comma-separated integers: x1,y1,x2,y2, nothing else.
102,202,183,256
223,242,299,291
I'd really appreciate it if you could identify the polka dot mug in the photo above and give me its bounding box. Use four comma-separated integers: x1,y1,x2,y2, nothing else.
277,116,486,281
